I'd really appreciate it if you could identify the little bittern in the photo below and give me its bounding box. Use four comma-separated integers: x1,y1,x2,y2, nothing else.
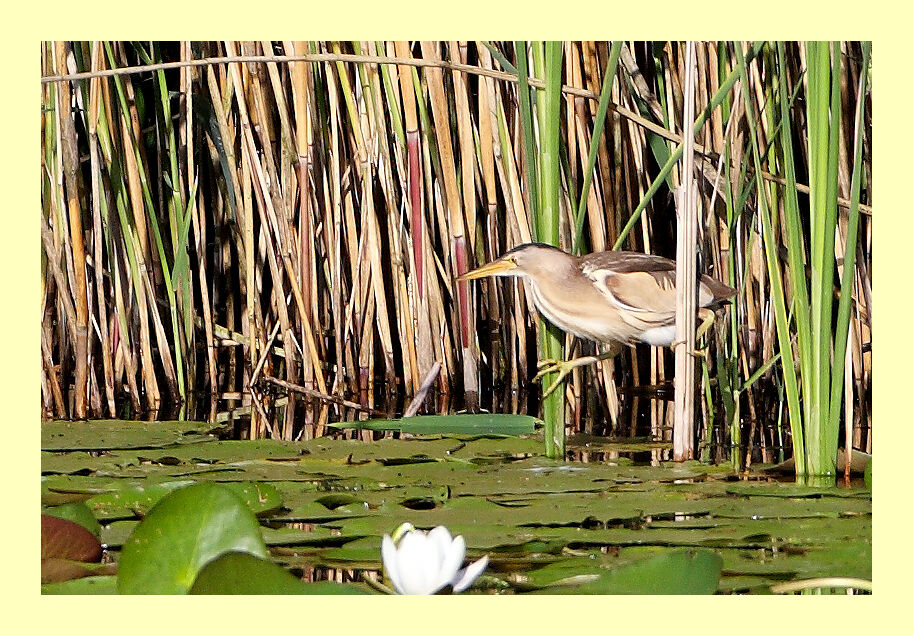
459,243,736,397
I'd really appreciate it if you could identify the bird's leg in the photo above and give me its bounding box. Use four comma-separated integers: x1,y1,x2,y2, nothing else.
695,308,716,341
672,308,716,358
533,347,618,399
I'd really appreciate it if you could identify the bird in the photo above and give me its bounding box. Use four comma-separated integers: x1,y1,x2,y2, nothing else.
458,242,737,397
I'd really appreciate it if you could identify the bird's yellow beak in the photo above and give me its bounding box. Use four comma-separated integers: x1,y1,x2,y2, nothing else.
458,258,517,281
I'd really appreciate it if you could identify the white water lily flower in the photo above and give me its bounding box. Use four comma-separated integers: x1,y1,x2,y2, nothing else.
381,523,489,595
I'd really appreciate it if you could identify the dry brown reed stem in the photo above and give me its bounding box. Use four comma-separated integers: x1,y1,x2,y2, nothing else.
88,43,116,417
42,321,65,416
251,41,303,439
394,45,426,296
404,361,442,418
449,41,480,406
231,42,325,434
289,41,314,389
430,89,468,388
55,42,90,419
40,214,78,353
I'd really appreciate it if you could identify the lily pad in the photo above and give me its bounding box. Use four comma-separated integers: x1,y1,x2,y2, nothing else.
566,435,673,453
42,419,219,451
42,502,101,537
41,450,142,475
531,549,723,594
724,483,870,498
450,435,543,459
42,575,119,595
261,525,362,547
100,520,138,549
709,495,871,520
298,436,468,463
87,480,281,520
41,514,105,584
317,536,384,567
718,542,872,581
42,515,102,562
188,551,369,594
117,483,268,594
42,559,116,585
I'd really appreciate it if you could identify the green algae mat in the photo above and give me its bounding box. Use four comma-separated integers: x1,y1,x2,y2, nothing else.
41,419,871,594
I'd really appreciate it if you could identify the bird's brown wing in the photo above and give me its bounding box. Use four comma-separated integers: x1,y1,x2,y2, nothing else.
581,270,675,341
581,252,678,319
581,250,735,313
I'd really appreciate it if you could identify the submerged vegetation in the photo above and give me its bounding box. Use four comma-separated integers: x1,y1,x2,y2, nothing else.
40,41,872,474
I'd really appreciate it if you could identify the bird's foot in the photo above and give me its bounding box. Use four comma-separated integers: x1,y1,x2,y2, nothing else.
532,360,574,399
671,339,707,358
532,355,606,399
534,358,562,371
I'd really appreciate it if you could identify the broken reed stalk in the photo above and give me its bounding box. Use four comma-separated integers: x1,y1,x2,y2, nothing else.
40,42,871,472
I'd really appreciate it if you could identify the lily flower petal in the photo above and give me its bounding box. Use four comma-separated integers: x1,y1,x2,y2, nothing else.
452,555,489,593
381,534,404,594
432,528,465,591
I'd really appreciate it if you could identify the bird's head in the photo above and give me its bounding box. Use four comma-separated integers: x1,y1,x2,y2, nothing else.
458,243,572,281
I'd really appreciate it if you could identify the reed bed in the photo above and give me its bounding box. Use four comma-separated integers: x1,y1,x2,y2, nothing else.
40,41,872,469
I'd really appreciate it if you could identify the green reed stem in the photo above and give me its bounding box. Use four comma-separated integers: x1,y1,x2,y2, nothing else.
538,42,566,459
828,42,869,438
515,41,540,239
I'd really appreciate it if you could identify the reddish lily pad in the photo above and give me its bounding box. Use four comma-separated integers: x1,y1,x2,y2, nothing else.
41,514,102,562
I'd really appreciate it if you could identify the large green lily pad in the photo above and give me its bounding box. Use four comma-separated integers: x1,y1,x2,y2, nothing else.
117,483,268,594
